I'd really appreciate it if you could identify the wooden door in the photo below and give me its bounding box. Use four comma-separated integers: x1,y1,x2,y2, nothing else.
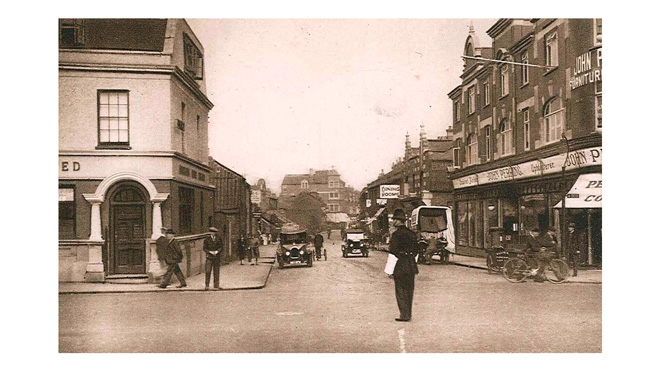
111,187,146,274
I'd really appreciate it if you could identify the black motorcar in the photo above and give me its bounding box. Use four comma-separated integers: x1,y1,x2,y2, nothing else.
341,229,369,258
277,229,313,268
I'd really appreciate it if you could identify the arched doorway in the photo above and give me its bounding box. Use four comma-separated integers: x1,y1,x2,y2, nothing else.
109,183,147,274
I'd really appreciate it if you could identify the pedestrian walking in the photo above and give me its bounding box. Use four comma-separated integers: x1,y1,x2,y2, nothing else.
203,227,223,290
314,233,324,259
387,209,418,322
157,228,187,289
567,222,582,277
246,235,254,264
251,235,260,265
237,235,246,265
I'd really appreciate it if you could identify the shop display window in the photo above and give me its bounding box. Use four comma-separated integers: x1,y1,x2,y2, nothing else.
501,198,518,235
457,201,468,246
520,194,548,233
59,186,76,239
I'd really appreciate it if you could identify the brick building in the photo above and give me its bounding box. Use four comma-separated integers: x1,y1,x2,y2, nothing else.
447,19,602,266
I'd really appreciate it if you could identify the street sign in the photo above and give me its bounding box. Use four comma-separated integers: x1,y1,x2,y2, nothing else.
379,185,400,199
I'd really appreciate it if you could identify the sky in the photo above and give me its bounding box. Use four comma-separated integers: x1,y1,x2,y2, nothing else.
187,19,496,194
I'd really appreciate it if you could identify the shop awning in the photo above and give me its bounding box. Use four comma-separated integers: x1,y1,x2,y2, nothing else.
554,173,602,209
326,213,350,223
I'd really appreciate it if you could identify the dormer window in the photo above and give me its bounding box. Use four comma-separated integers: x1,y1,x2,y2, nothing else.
59,19,85,48
301,180,309,189
184,34,203,80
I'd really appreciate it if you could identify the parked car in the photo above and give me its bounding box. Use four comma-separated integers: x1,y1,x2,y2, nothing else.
341,228,369,258
277,228,313,268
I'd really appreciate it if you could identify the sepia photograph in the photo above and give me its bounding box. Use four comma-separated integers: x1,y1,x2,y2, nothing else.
54,15,605,355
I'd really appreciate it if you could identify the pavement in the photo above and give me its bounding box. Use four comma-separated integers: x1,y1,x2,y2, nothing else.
59,244,277,294
373,242,602,284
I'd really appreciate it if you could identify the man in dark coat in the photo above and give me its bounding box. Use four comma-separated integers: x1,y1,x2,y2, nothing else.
158,228,187,289
203,227,223,290
388,209,418,322
526,228,557,282
567,222,582,277
237,235,246,265
314,233,324,259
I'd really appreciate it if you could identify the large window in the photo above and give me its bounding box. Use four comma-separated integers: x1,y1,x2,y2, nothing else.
98,91,129,146
453,100,460,122
467,86,476,114
467,134,478,166
482,81,490,106
328,204,340,212
544,98,564,143
457,200,482,248
545,31,558,67
329,191,339,200
179,187,194,234
521,51,529,85
499,118,513,156
500,64,509,97
452,141,461,168
183,34,203,79
523,108,531,151
59,186,76,239
485,126,491,161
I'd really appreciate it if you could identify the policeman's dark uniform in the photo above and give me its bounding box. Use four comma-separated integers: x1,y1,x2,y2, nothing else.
389,209,418,321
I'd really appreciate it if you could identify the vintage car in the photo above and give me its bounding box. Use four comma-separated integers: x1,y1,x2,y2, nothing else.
341,228,369,258
276,228,313,268
410,206,455,264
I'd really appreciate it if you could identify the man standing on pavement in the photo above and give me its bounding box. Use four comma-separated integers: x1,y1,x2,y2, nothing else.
203,227,223,290
157,228,187,289
567,222,581,277
388,209,418,322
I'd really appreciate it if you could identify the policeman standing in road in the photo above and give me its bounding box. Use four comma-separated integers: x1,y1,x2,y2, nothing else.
388,209,418,322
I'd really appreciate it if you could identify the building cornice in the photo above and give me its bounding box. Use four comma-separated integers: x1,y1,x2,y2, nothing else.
59,62,213,109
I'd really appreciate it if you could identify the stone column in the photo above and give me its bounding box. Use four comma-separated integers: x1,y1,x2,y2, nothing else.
151,201,163,240
83,195,105,282
89,200,103,241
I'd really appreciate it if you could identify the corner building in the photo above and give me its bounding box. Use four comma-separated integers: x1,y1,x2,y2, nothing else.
59,19,215,282
448,19,602,267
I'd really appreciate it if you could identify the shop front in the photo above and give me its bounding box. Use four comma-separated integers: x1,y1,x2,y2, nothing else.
451,147,602,267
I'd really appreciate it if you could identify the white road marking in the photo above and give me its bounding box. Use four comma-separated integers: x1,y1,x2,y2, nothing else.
397,328,407,353
275,312,303,316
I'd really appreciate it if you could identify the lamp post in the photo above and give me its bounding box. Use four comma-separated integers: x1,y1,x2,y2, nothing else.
560,133,570,258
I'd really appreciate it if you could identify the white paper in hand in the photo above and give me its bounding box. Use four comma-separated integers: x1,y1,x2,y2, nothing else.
384,253,398,275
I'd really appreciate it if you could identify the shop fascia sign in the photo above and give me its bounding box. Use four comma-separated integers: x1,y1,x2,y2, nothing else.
380,185,400,199
453,146,602,189
251,190,262,204
376,199,388,205
570,48,602,90
366,199,372,208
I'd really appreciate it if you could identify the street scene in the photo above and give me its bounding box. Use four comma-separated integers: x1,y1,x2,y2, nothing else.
58,17,603,354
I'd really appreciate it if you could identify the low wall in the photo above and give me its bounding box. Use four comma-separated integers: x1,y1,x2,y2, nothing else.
59,240,104,282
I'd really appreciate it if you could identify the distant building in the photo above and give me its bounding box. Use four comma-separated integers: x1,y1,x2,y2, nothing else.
280,168,359,222
58,19,214,282
362,126,455,239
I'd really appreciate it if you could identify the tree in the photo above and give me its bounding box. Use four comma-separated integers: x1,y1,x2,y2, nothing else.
285,192,327,235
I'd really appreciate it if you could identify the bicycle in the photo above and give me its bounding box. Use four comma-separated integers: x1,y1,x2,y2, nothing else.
502,249,570,284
